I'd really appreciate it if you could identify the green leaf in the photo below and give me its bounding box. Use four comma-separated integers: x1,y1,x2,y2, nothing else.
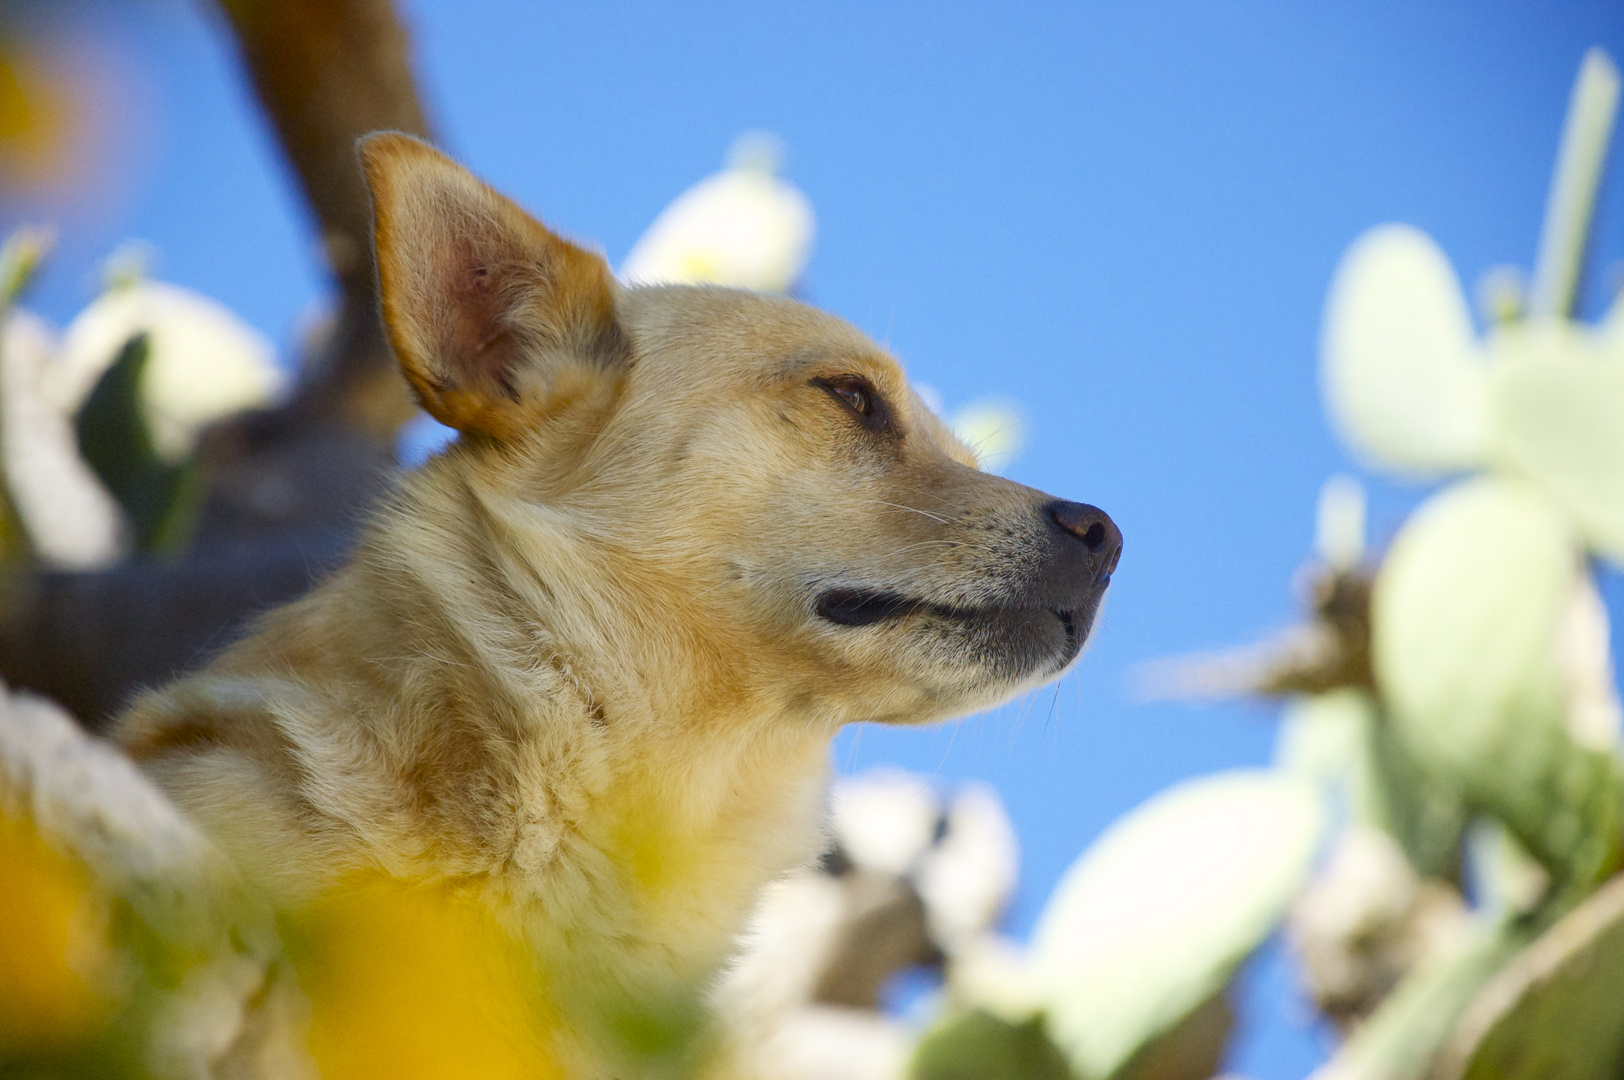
1441,871,1624,1080
910,1009,1071,1080
1320,224,1491,478
0,226,51,306
1276,690,1465,880
1276,690,1391,824
59,280,287,464
1028,770,1323,1080
1109,990,1232,1080
1372,475,1622,887
72,333,204,554
1314,916,1528,1080
1489,320,1624,566
1528,48,1620,320
0,226,54,562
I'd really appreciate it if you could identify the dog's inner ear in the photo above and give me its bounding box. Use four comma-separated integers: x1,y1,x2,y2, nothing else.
359,132,631,440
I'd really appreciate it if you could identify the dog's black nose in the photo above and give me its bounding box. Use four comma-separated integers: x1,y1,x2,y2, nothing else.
1047,501,1122,584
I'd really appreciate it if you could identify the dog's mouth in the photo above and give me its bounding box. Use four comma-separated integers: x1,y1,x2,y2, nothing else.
815,587,1086,666
815,588,943,627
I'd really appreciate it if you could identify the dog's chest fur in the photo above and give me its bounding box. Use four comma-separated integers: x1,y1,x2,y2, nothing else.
120,472,833,1002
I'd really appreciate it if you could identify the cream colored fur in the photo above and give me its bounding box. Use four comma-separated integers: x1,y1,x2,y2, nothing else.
114,134,1116,1077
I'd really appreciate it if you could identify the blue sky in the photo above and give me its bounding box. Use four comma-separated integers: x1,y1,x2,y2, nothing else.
11,3,1624,1075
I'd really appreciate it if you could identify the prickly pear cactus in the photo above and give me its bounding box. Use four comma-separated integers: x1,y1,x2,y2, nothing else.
1321,48,1624,895
1303,45,1624,1080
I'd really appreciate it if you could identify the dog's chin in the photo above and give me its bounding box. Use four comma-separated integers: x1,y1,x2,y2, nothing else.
814,587,1099,682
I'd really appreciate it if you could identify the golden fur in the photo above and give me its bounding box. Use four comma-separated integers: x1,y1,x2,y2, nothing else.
115,134,1120,1077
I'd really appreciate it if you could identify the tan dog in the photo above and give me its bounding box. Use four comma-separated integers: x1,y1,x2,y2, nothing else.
115,133,1121,1076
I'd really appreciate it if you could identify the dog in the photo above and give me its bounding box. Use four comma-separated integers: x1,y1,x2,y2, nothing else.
113,132,1121,1077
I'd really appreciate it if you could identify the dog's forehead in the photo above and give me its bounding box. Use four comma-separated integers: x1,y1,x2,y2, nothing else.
619,284,902,385
617,282,977,466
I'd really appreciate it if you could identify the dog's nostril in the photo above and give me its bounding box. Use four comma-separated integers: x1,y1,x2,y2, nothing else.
1047,500,1119,554
1047,500,1123,588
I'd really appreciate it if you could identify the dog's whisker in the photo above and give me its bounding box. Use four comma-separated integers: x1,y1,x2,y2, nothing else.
888,538,1003,559
870,499,954,525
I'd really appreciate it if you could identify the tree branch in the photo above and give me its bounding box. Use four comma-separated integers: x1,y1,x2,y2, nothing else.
211,0,433,436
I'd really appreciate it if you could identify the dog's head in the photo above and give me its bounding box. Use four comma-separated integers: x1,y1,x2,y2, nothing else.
360,134,1120,729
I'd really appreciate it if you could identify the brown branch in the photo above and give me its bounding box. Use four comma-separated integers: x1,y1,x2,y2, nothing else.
211,0,433,437
1136,565,1375,702
810,870,939,1009
0,532,352,729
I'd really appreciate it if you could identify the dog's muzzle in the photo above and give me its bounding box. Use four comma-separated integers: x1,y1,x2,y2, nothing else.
814,500,1122,672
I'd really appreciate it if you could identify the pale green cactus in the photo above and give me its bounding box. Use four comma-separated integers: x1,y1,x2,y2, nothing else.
1323,48,1621,483
1440,873,1624,1080
1489,318,1624,563
0,243,292,561
1372,476,1621,888
1320,47,1624,894
619,131,815,293
1298,46,1624,1080
1325,247,1624,556
1028,770,1322,1079
1276,686,1466,882
911,1009,1070,1080
916,770,1323,1080
1321,223,1493,478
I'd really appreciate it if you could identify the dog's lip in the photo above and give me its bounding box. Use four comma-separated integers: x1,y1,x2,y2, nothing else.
815,588,935,627
1053,607,1085,670
814,587,1080,633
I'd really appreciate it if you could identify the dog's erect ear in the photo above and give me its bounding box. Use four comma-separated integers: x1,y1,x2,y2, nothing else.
358,132,631,440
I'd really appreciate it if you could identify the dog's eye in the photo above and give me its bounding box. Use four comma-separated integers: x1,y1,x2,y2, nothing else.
829,380,870,415
812,374,894,435
816,375,873,415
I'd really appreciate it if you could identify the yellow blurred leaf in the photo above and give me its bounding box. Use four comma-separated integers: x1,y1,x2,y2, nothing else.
291,877,562,1080
0,813,113,1053
0,40,75,191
